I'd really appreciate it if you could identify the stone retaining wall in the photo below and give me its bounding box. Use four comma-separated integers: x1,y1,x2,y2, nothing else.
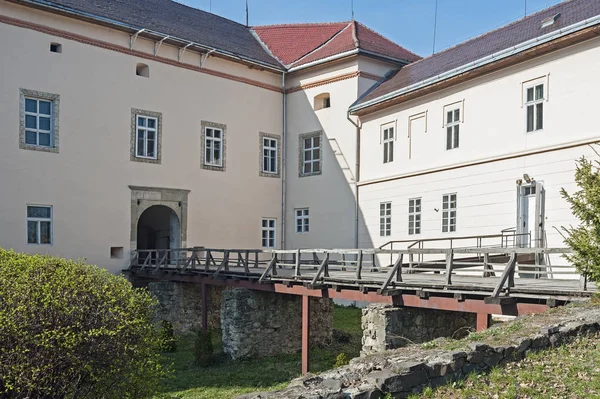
221,288,334,359
361,304,477,355
238,306,600,399
148,281,224,333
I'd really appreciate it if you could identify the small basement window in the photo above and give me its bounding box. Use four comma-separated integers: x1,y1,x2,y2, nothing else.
136,63,150,78
50,42,62,53
314,93,331,110
110,247,124,259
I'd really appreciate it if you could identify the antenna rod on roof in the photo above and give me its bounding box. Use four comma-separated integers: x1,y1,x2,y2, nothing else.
351,0,354,21
246,0,249,26
524,0,527,17
432,0,438,54
209,0,211,13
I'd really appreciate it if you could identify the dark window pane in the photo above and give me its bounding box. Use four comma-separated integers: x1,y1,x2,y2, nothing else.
446,127,452,150
453,126,459,148
25,99,37,113
304,163,311,174
313,161,321,173
535,84,544,100
147,131,155,141
40,221,51,244
389,128,394,139
138,117,145,127
313,149,320,160
27,206,51,218
388,142,394,162
526,87,534,102
137,139,145,156
27,221,37,243
453,109,460,122
526,105,534,132
147,118,156,129
39,117,51,131
304,150,312,162
25,115,37,129
304,138,311,149
447,111,452,124
313,136,320,147
536,103,543,130
39,101,51,115
383,130,388,141
137,129,145,139
38,133,51,147
25,131,37,144
147,140,155,157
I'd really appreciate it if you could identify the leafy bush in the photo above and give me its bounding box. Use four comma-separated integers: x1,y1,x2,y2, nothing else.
0,249,167,398
334,352,349,368
194,329,214,367
560,155,600,282
159,320,177,352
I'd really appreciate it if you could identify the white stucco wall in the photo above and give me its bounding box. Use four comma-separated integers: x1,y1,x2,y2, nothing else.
0,3,282,273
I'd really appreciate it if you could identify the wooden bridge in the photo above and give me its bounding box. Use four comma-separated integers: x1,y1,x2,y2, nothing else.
126,238,594,374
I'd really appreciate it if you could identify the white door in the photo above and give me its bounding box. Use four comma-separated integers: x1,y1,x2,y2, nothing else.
518,184,537,247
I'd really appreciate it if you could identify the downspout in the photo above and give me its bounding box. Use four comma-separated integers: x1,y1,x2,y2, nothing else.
347,110,361,249
281,72,287,249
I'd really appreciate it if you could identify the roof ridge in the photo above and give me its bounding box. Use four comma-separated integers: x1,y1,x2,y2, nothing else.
404,0,570,68
351,20,360,49
252,21,350,29
355,21,421,60
290,21,355,67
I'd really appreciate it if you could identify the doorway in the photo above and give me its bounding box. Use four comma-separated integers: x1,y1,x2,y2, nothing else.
517,182,545,248
137,205,181,259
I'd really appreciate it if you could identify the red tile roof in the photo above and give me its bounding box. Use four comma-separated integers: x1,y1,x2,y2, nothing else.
252,21,421,68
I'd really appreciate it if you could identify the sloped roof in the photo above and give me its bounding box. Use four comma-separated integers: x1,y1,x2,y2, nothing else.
252,21,421,68
354,0,600,110
25,0,283,68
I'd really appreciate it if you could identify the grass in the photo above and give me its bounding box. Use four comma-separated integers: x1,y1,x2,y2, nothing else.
155,305,363,399
409,333,600,399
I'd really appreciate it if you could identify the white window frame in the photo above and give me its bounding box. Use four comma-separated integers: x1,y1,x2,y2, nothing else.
262,218,276,248
408,198,421,235
442,194,457,233
295,208,309,234
262,137,278,174
300,132,322,177
26,205,52,245
380,202,392,237
205,127,224,167
382,126,394,164
135,115,158,159
525,83,544,133
24,97,53,147
445,108,460,150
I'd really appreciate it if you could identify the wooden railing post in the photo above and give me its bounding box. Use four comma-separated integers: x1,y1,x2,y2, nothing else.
356,250,363,280
294,249,301,277
244,250,250,274
204,249,211,271
254,251,259,268
445,250,454,285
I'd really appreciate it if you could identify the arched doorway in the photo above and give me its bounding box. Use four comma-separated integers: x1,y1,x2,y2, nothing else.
136,205,181,254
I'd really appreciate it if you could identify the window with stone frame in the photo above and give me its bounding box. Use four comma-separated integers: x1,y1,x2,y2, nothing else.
20,89,60,153
131,109,162,164
262,218,276,248
259,132,281,178
201,121,227,171
299,131,322,177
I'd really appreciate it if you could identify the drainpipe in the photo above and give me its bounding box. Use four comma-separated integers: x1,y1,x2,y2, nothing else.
347,110,361,249
281,72,287,249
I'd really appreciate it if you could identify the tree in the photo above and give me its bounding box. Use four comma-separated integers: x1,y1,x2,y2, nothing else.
0,249,168,398
560,153,600,283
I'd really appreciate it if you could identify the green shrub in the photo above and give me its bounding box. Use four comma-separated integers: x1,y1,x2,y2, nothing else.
334,352,349,368
0,249,167,398
560,154,600,282
194,329,214,367
159,320,177,352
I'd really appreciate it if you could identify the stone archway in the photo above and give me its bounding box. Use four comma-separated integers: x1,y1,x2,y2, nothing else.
137,205,181,251
129,186,190,252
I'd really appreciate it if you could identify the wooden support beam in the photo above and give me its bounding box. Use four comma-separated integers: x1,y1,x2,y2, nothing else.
302,295,310,375
378,254,403,294
476,313,491,331
201,283,208,333
356,250,363,280
445,250,454,285
491,253,517,297
204,249,211,272
294,249,301,277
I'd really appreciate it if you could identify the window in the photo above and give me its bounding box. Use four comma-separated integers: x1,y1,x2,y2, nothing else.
408,198,421,235
204,127,223,167
300,131,322,177
201,121,227,171
130,109,162,164
295,208,309,233
27,206,52,244
263,137,278,174
314,93,331,110
24,97,53,147
50,42,62,53
526,84,544,132
136,63,149,77
446,108,460,150
380,202,392,237
442,194,457,233
262,219,276,248
135,115,158,159
383,126,394,163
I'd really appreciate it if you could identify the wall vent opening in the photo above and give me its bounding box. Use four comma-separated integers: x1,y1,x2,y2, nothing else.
136,63,150,78
110,247,124,259
314,93,331,110
50,42,62,53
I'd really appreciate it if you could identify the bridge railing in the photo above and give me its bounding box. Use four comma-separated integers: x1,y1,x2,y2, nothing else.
129,246,584,297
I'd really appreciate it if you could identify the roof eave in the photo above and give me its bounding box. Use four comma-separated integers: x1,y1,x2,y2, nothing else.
12,0,285,72
286,48,411,73
349,14,600,115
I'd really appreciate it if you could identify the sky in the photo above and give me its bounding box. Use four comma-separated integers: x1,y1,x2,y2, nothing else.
177,0,564,57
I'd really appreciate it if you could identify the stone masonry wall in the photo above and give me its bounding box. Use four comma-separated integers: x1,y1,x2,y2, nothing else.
148,281,224,333
221,288,334,359
362,304,477,355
